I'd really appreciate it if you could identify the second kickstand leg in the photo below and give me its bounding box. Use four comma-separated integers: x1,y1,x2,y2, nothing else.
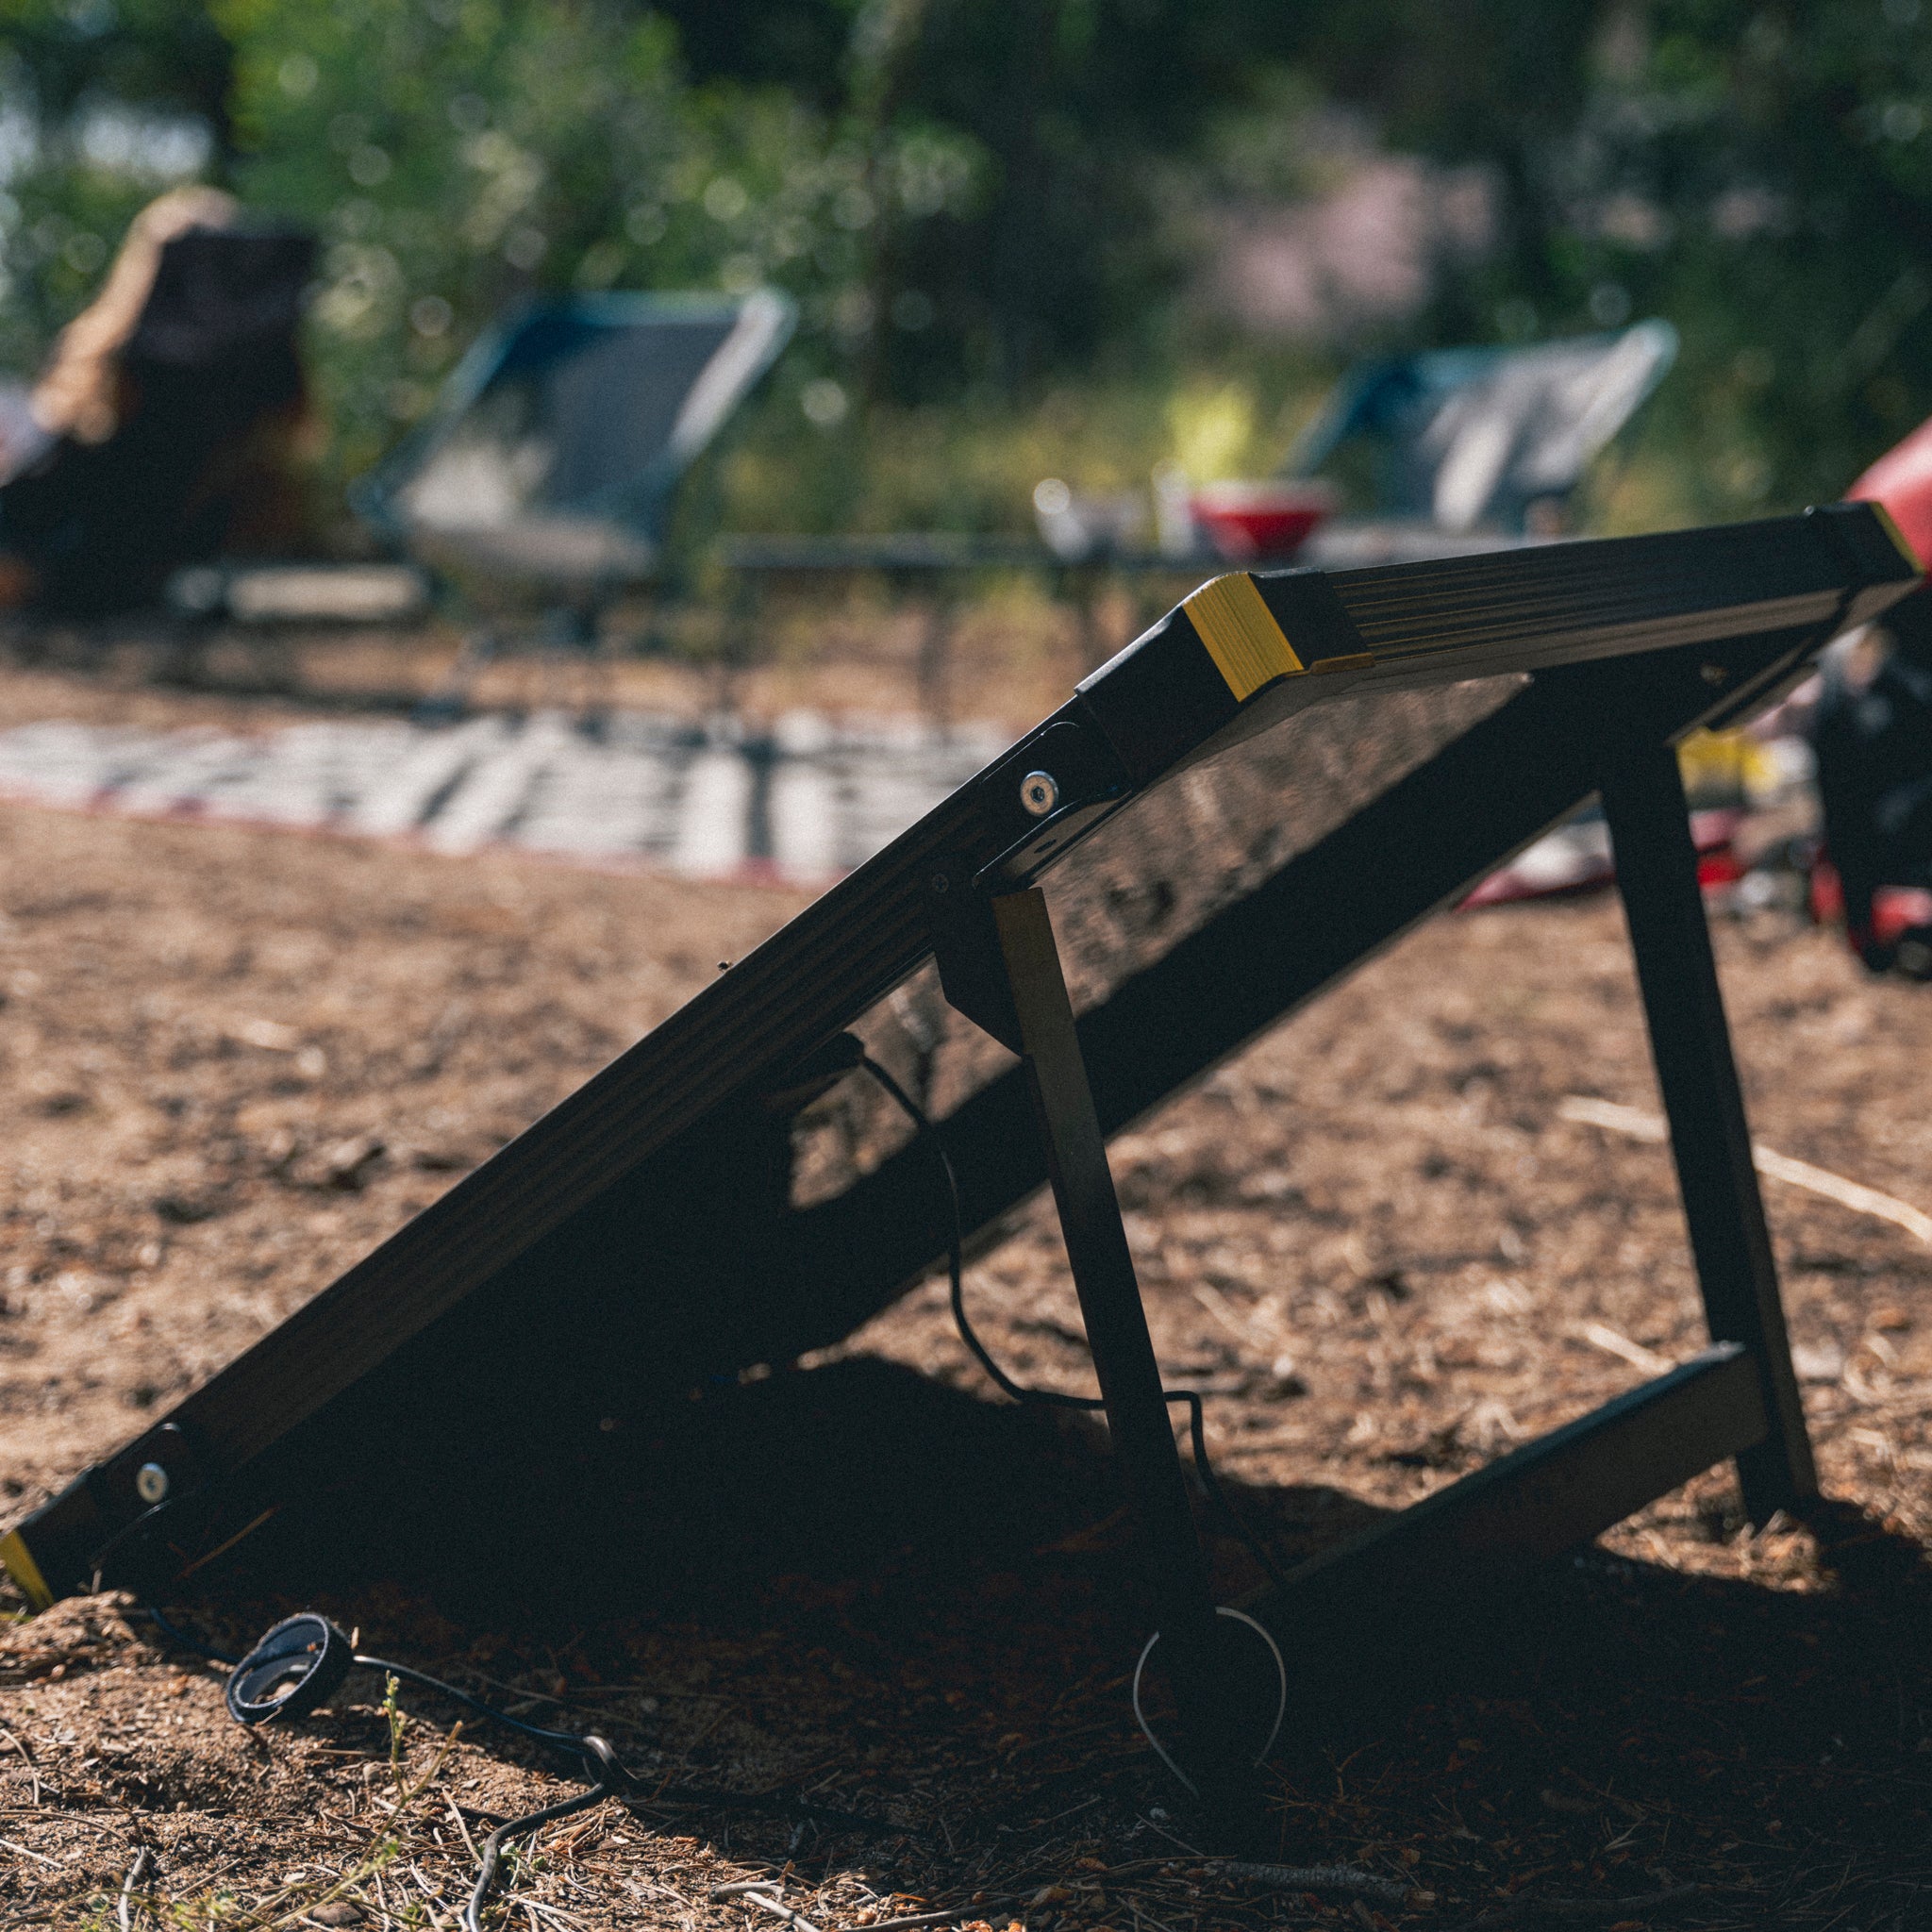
989,886,1261,1826
1602,738,1817,1520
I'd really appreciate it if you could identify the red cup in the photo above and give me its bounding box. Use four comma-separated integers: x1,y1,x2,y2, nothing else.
1190,479,1337,559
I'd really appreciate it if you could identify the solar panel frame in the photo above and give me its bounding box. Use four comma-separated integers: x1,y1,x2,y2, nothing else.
2,503,1918,1615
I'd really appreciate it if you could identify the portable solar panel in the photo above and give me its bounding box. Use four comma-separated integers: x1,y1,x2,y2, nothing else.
4,503,1918,1804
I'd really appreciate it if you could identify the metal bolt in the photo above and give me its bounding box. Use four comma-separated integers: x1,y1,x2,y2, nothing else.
1020,770,1059,817
135,1462,170,1505
929,872,950,893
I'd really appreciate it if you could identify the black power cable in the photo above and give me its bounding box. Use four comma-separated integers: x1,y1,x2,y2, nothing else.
855,1051,1290,1594
461,1762,616,1932
134,1041,1287,1921
143,1607,895,1930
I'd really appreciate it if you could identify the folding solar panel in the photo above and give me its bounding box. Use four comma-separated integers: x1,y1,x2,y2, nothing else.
5,503,1918,1806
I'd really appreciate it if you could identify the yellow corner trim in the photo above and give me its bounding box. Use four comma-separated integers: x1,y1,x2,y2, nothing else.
1183,573,1303,702
0,1529,55,1613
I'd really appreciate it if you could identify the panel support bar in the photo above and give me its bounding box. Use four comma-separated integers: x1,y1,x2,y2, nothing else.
1241,1341,1767,1650
1601,739,1818,1520
986,887,1259,1827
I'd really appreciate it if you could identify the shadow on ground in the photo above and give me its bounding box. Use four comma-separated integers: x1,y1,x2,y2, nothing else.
135,1355,1932,1927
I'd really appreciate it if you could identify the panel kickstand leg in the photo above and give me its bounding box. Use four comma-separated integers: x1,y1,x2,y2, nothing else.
1602,739,1818,1521
977,887,1261,1830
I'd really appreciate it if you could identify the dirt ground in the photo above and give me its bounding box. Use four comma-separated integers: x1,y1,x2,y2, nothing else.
2,659,1931,1931
0,576,1122,738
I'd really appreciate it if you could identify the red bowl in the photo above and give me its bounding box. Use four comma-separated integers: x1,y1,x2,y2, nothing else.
1190,480,1337,560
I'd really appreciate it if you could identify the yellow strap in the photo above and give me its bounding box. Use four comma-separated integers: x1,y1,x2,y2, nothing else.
0,1529,55,1613
1182,573,1304,701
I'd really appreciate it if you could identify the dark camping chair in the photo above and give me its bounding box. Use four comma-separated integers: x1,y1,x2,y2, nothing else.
352,289,794,711
1793,417,1932,973
1283,320,1677,535
1810,588,1932,972
0,215,314,616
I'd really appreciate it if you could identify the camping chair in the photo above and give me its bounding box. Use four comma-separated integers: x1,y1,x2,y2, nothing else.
351,289,794,715
1283,320,1677,535
0,200,315,617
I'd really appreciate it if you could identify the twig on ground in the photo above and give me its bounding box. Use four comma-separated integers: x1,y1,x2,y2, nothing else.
1577,1323,1675,1377
743,1893,824,1932
259,1724,464,1931
118,1847,152,1932
1441,1882,1702,1930
0,1723,42,1805
1134,1817,1207,1858
860,1909,997,1931
0,1806,125,1838
1208,1860,1415,1907
0,1834,63,1869
442,1662,721,1706
617,1874,699,1908
518,1897,593,1932
1755,1144,1932,1245
709,1878,787,1900
1559,1095,1932,1245
444,1794,481,1863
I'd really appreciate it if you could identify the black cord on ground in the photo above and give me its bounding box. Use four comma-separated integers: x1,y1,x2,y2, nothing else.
366,1657,588,1753
464,1768,615,1932
147,1607,593,1750
143,1607,899,1928
138,1038,1289,1910
857,1053,1290,1593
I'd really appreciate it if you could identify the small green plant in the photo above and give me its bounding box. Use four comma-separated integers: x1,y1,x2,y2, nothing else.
381,1669,408,1773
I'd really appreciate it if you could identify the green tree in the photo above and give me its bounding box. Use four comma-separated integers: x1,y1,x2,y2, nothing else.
1297,0,1932,512
658,0,1317,395
1593,0,1932,508
213,0,988,500
0,0,231,369
217,0,758,489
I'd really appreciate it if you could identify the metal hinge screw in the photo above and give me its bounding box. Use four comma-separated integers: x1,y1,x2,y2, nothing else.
135,1462,170,1505
1020,770,1059,817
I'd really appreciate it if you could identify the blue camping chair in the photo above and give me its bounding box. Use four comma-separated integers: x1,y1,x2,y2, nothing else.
353,288,794,708
1283,320,1677,535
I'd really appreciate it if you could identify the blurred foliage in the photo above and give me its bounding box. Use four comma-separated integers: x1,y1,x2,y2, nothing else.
214,0,995,497
1305,0,1932,515
0,0,228,369
713,341,1331,541
658,0,1315,391
5,1,1932,536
